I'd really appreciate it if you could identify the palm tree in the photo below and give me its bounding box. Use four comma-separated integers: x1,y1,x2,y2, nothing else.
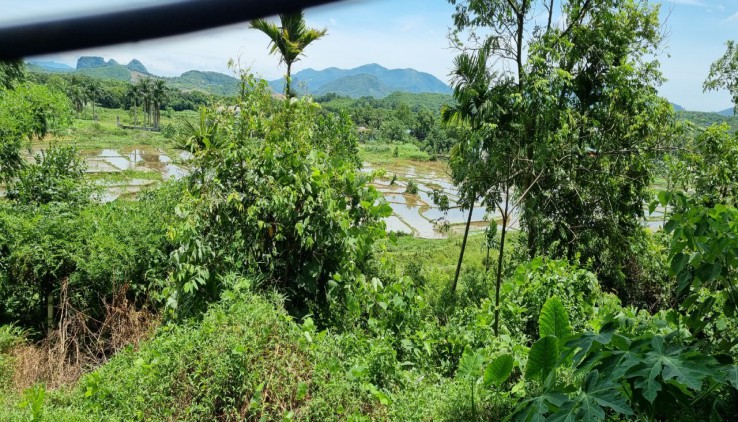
126,84,140,127
442,41,494,299
150,80,167,129
68,85,87,115
85,80,102,120
251,11,327,98
138,78,153,126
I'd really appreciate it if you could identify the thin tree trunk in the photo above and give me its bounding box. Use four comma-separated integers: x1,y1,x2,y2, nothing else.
452,200,475,294
494,185,511,336
286,62,292,98
46,290,54,337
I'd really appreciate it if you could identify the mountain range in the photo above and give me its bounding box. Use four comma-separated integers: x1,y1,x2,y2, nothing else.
268,63,452,98
27,58,451,99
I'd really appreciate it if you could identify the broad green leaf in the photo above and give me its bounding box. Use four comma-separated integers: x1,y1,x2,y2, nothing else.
565,323,616,367
695,263,722,283
628,336,720,403
510,392,566,422
727,365,738,390
457,346,484,382
539,296,571,339
526,336,559,382
670,253,689,276
582,370,633,415
484,354,514,388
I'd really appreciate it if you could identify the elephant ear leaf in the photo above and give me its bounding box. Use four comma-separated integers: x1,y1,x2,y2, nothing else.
484,354,514,388
526,336,559,382
457,346,484,382
539,296,571,339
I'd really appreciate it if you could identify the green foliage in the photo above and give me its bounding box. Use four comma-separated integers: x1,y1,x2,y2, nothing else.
690,124,738,206
502,258,602,338
8,145,88,205
0,183,180,328
0,83,72,183
538,297,572,341
251,11,327,97
525,336,559,383
660,193,738,351
404,179,419,195
165,74,389,323
18,384,45,422
513,308,737,421
449,0,677,297
484,354,514,388
0,61,25,89
704,40,738,113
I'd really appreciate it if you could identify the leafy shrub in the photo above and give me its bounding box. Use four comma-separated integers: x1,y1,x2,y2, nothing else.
160,122,177,139
8,145,89,206
166,75,390,323
404,179,419,195
501,258,602,338
512,297,738,421
0,182,181,329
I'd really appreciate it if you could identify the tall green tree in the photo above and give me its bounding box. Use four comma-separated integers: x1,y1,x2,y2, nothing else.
251,11,327,98
85,80,102,120
126,83,141,127
704,40,738,113
448,0,675,293
0,60,24,89
150,79,167,129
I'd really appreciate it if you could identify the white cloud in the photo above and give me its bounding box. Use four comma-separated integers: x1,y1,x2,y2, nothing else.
723,12,738,23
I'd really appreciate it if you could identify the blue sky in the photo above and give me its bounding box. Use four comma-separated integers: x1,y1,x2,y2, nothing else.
5,0,736,111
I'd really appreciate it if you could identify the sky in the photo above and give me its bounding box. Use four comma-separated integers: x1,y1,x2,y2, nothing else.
3,0,736,111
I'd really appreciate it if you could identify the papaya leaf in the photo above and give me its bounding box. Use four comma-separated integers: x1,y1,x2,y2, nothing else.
539,296,571,339
547,371,632,422
509,392,566,422
484,354,514,388
628,336,721,403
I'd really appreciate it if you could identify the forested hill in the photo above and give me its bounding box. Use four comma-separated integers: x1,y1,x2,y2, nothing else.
679,110,738,132
27,58,452,99
269,63,452,98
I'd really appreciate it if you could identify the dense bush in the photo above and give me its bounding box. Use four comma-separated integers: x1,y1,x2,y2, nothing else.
165,75,390,323
0,182,181,330
7,145,88,206
500,258,604,338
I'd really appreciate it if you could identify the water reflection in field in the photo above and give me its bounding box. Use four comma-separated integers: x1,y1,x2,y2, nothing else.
364,161,493,239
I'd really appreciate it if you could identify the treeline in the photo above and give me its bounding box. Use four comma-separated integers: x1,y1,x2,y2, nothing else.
316,92,460,154
28,71,214,113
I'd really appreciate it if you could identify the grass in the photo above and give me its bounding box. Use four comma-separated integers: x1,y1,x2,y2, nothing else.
88,169,163,184
34,107,197,152
360,142,432,164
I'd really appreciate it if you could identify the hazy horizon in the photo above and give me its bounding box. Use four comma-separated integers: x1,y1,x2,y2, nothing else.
12,0,737,112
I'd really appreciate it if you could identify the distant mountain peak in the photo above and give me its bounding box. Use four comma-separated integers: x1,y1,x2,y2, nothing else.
269,63,451,98
127,59,148,74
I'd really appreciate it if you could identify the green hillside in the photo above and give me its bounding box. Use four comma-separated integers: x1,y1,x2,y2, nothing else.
165,70,240,96
76,65,133,82
679,110,738,132
313,74,392,98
